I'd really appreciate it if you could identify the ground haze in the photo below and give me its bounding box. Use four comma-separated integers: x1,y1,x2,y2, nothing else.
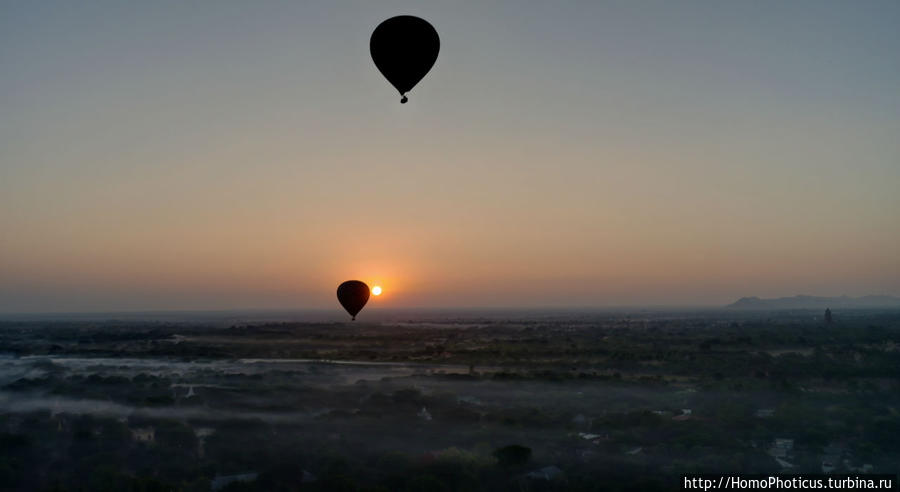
2,308,898,491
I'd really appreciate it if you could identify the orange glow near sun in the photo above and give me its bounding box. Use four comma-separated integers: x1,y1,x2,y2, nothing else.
371,285,382,296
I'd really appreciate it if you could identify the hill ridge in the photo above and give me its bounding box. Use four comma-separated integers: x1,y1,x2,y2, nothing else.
727,294,900,309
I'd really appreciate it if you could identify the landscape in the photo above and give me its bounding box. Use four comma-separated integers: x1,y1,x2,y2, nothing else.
3,1,899,491
2,305,898,491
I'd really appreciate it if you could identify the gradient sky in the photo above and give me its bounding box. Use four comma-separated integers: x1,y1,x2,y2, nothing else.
2,1,899,312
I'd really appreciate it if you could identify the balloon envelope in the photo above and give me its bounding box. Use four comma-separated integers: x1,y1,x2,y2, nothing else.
370,15,439,103
337,280,370,320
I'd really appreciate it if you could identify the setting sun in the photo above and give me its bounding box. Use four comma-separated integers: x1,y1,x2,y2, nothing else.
371,285,382,296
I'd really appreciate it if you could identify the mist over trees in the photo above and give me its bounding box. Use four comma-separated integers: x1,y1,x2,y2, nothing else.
1,308,899,490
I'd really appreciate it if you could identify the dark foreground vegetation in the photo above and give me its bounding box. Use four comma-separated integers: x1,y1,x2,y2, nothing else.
1,309,899,491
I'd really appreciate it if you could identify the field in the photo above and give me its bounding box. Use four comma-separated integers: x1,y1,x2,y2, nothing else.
1,309,899,491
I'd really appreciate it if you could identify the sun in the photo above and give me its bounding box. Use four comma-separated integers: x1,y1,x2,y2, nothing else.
371,285,382,296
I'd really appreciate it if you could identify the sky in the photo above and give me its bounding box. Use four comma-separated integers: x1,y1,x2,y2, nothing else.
2,1,899,312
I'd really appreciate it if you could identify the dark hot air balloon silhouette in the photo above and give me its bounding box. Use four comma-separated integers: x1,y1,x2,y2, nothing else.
370,15,440,103
337,280,370,320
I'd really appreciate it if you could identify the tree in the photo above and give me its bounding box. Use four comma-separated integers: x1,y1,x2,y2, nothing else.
492,445,531,468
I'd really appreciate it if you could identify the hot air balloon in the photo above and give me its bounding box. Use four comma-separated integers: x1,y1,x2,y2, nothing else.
370,15,440,104
337,280,370,320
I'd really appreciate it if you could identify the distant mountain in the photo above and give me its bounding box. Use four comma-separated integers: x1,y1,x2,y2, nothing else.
727,295,900,309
